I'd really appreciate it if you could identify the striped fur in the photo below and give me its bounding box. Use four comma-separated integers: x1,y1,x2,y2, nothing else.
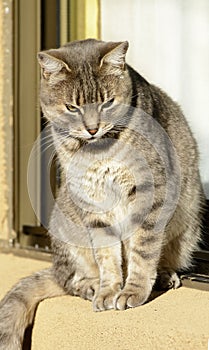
0,39,204,348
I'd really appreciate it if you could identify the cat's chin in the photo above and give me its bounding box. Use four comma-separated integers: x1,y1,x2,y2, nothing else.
86,137,100,143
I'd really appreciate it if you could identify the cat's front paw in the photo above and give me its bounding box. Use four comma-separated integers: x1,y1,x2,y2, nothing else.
115,285,151,310
93,283,121,312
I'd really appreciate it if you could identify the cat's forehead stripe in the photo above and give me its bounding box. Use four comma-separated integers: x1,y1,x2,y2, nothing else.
71,66,107,106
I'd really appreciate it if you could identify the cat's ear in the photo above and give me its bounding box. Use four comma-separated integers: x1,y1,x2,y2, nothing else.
100,41,129,75
37,51,71,79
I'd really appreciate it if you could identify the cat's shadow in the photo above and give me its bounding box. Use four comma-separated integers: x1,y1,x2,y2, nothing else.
146,289,167,304
22,324,33,350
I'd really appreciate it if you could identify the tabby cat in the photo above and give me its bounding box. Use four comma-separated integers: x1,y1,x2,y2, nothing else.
0,39,204,349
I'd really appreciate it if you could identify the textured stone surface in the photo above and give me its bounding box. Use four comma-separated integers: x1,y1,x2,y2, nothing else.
0,253,209,350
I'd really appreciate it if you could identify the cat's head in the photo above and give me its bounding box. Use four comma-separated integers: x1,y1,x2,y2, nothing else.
37,39,132,142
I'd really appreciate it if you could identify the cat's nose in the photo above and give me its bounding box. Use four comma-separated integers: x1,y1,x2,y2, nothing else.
87,128,98,135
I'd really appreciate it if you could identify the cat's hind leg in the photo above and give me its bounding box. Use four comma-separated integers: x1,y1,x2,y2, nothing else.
157,186,203,290
156,268,181,290
157,222,202,290
53,244,100,302
71,275,100,301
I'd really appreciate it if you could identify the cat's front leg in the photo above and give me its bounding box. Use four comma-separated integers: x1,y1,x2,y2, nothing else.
93,243,123,312
115,228,162,310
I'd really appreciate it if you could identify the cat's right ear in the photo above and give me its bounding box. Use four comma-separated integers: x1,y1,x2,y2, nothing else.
37,51,71,79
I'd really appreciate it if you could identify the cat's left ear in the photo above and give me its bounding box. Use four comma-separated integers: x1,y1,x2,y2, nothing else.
100,41,129,75
37,51,71,79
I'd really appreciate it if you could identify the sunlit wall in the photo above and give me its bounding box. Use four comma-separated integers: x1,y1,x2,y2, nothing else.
101,0,209,197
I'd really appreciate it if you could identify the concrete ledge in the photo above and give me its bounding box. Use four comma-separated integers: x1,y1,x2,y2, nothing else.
1,253,209,350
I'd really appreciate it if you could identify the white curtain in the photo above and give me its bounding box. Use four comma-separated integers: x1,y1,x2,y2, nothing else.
101,0,209,197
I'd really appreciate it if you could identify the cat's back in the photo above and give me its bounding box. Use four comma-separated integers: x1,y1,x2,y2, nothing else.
150,83,199,171
127,65,199,172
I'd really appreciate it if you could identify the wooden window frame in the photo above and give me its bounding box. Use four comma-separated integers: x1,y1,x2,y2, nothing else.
13,0,101,252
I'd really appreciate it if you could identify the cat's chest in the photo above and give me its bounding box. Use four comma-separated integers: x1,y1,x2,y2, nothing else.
67,155,135,220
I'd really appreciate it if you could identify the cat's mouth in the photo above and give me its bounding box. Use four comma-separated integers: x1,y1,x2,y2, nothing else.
85,129,121,143
60,124,120,143
54,126,120,145
86,137,100,143
82,125,115,142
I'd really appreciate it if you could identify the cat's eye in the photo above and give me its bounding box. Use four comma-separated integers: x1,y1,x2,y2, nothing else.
101,98,115,110
65,104,79,113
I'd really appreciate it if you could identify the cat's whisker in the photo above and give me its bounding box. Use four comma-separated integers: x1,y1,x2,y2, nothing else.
41,120,50,128
40,138,54,147
130,91,142,100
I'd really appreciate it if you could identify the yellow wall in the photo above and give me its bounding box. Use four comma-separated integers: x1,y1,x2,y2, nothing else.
0,1,14,243
70,0,100,42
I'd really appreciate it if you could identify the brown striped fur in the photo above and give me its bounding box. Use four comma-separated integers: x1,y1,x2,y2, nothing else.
0,39,204,349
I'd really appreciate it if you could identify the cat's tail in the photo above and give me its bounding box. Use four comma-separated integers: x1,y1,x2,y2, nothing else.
0,267,66,350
